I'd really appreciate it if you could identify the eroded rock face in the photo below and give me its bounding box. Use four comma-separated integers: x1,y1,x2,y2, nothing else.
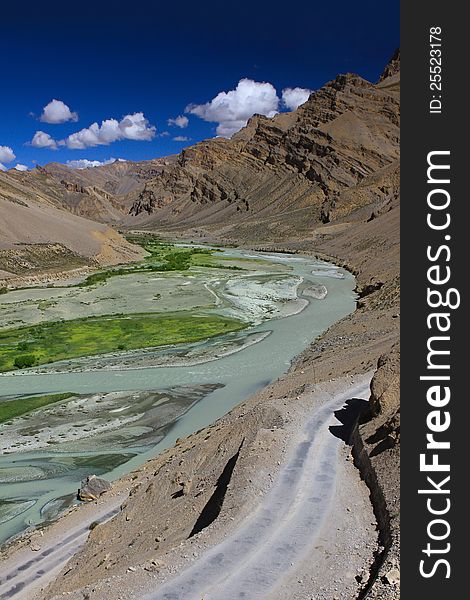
379,49,400,82
125,65,399,242
358,345,400,599
78,475,112,502
368,345,400,421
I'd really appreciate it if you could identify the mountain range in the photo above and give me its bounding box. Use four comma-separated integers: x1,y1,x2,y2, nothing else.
0,51,401,599
1,51,399,284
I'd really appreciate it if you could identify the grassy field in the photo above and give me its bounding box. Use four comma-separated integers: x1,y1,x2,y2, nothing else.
0,392,75,424
0,312,247,372
189,252,243,270
0,241,247,297
76,239,244,288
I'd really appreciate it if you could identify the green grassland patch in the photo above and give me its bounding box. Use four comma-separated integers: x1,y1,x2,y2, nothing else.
0,312,247,372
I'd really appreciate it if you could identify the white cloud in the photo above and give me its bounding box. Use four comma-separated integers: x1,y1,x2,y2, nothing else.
66,158,121,169
168,115,189,128
30,131,58,149
186,78,279,137
173,136,191,142
40,99,78,124
0,145,16,164
0,146,16,171
14,164,29,171
63,112,156,149
281,87,312,111
119,113,156,141
64,121,119,149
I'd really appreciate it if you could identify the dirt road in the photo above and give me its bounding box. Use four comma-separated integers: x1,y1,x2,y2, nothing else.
0,503,122,600
0,376,373,600
144,379,371,600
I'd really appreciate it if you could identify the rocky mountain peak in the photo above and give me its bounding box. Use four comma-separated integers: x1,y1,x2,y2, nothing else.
379,48,400,82
123,55,399,243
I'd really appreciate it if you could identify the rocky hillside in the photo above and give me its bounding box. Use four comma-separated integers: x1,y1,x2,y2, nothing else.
44,157,174,195
124,58,399,245
0,166,127,223
0,169,144,282
1,54,401,600
4,157,177,224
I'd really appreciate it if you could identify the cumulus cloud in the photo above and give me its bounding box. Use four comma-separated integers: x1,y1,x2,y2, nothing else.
63,112,156,149
0,145,16,164
186,78,279,137
119,113,156,141
168,115,188,128
281,87,312,110
30,131,58,149
40,99,78,124
66,158,122,169
14,164,29,171
172,136,191,142
0,146,16,171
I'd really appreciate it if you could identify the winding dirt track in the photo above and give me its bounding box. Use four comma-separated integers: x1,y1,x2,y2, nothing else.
145,380,371,600
0,379,370,600
0,505,121,600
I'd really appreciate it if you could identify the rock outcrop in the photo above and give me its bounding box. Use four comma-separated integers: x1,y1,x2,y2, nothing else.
379,48,400,82
124,63,399,245
357,345,400,598
0,169,145,280
78,475,112,502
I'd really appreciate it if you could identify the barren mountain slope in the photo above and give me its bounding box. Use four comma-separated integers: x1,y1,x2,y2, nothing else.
123,64,399,244
35,58,401,600
2,166,126,223
0,169,144,280
46,157,177,195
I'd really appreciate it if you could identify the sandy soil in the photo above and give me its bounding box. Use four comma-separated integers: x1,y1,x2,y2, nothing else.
0,374,376,600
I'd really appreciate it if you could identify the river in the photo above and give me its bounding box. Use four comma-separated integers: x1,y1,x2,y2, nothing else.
0,248,356,546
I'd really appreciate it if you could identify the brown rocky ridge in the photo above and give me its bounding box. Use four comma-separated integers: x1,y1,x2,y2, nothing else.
121,57,399,250
1,53,400,600
42,156,178,220
0,168,145,285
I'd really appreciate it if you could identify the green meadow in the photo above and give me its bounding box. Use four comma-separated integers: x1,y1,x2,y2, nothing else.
0,313,247,372
77,240,242,288
0,392,75,424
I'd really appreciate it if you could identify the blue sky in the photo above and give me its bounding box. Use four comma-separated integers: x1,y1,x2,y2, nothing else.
0,1,399,171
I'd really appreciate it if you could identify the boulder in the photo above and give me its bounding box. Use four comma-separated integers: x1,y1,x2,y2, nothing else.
384,567,400,586
78,475,112,502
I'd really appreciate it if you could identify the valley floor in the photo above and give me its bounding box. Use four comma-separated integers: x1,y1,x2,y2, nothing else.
0,375,376,600
0,205,400,599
